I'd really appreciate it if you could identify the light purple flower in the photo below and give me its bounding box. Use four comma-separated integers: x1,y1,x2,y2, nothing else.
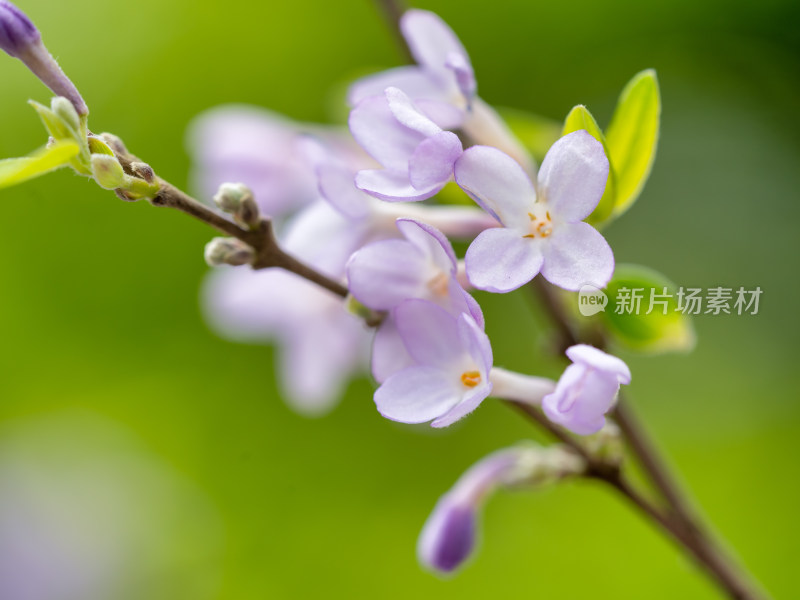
542,344,631,435
349,9,475,130
349,87,462,202
419,444,584,574
188,106,360,219
1,0,87,115
374,299,492,427
347,218,484,382
455,130,614,292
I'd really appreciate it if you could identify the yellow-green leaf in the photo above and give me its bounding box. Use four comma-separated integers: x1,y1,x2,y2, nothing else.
601,264,695,354
605,69,660,217
0,141,81,190
562,105,617,226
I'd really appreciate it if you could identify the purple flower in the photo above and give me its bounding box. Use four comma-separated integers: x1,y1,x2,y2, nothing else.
1,1,87,115
347,218,484,382
455,131,614,292
188,106,360,219
419,445,583,573
349,87,462,202
542,344,631,435
349,9,475,130
374,299,492,427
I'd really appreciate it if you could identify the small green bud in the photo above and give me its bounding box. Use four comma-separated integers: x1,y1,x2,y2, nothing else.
91,154,127,190
585,422,624,466
213,182,260,229
204,237,254,267
98,132,127,156
50,96,80,132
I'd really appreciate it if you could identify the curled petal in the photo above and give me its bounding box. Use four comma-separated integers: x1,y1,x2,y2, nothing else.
396,218,457,273
454,146,535,228
445,51,476,101
401,9,471,75
348,65,442,106
408,130,462,190
540,222,614,291
355,168,441,202
538,130,609,222
386,86,442,138
566,344,631,384
432,383,492,428
349,94,422,170
465,228,543,293
375,366,461,424
457,313,493,375
542,364,620,435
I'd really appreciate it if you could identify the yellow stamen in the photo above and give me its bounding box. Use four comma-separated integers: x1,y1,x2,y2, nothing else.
460,371,481,388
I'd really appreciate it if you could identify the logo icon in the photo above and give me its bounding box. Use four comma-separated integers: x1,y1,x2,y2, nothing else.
578,284,608,316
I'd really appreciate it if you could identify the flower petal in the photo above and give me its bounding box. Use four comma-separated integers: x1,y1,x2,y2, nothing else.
542,364,619,435
348,65,443,106
431,383,492,428
347,239,429,310
395,299,462,369
400,9,471,75
316,162,370,219
396,218,457,272
385,86,442,138
349,94,421,170
540,222,614,291
371,315,416,383
408,130,462,190
566,344,631,384
538,130,609,222
454,146,536,228
458,313,493,375
355,168,441,202
415,99,466,130
445,51,476,101
375,366,462,424
465,228,544,293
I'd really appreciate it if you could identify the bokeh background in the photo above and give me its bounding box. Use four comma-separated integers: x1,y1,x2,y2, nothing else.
1,0,798,598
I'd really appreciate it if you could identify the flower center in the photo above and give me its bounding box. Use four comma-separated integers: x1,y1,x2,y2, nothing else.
460,370,482,388
523,208,552,239
427,271,450,297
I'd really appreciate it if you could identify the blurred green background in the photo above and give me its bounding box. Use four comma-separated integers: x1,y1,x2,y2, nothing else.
1,0,798,598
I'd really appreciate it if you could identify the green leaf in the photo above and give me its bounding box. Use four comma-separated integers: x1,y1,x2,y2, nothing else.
495,107,562,162
605,69,660,217
29,100,76,141
561,105,617,226
601,264,695,354
0,141,81,189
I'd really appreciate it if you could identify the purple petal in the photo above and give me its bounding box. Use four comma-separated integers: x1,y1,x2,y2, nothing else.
542,364,619,435
409,131,462,190
348,94,422,170
348,65,443,106
465,228,544,293
538,130,609,222
396,218,457,273
394,299,462,369
375,365,462,423
0,1,40,58
418,498,476,573
401,9,471,75
385,87,442,137
371,315,416,383
431,383,492,428
445,51,476,101
540,222,614,291
347,239,429,310
316,162,370,219
454,146,535,229
415,99,466,130
566,344,631,384
458,313,493,375
355,168,441,202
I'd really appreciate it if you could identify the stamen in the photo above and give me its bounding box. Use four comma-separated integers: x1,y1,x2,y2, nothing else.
461,371,481,388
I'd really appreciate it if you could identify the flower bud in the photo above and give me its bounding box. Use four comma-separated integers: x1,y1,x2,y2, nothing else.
204,237,254,267
50,96,79,132
213,182,260,229
0,1,88,115
0,0,40,58
131,162,155,183
91,154,127,190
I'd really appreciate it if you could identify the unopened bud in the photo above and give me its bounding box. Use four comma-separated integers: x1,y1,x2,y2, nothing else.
213,182,260,229
98,133,127,156
0,1,88,115
204,237,254,267
50,96,79,132
585,422,624,466
91,154,127,190
131,162,155,183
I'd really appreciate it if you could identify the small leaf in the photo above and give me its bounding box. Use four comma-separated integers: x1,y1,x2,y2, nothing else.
495,107,562,162
0,141,81,189
561,105,617,226
88,136,116,156
605,70,660,217
601,264,695,354
29,100,76,141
